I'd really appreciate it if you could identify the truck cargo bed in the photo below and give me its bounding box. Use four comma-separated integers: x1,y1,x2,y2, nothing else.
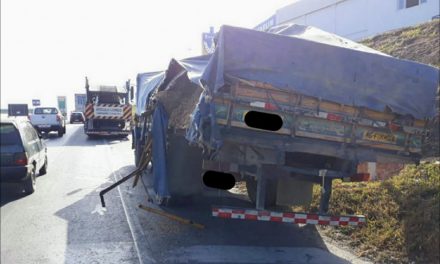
213,77,426,157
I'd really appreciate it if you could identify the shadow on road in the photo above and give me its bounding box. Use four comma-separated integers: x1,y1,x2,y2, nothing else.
54,165,140,264
44,125,130,147
0,185,27,207
53,165,351,263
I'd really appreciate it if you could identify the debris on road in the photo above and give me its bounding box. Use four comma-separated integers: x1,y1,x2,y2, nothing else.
139,204,205,229
99,137,152,207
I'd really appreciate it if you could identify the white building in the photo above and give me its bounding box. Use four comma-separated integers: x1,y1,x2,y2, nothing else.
255,0,439,40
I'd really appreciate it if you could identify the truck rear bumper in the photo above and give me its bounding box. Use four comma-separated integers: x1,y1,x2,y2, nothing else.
86,130,130,136
35,124,63,133
213,207,366,226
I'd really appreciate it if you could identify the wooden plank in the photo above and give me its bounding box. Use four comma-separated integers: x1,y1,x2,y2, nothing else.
232,80,426,127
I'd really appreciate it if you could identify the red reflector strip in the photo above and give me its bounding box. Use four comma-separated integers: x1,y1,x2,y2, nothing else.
327,113,343,122
250,101,278,111
212,207,366,226
264,103,278,111
388,122,401,131
317,111,343,122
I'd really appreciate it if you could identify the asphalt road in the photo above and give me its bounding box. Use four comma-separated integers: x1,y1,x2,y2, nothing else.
1,124,366,264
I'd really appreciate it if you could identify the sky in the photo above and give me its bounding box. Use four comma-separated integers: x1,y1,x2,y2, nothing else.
1,0,294,112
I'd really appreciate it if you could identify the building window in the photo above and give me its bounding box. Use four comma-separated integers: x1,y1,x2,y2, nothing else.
407,0,419,7
398,0,427,9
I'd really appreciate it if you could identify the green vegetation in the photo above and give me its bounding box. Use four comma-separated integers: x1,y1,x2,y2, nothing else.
361,20,440,67
310,21,440,262
310,163,440,263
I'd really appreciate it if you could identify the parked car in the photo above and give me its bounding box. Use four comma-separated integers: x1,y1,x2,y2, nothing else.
29,107,66,137
0,118,48,194
70,112,85,124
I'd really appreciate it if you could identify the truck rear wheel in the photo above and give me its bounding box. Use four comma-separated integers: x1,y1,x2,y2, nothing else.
245,177,278,207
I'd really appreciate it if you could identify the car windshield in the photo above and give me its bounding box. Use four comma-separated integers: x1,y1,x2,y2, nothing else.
35,108,58,114
0,123,21,146
71,113,82,117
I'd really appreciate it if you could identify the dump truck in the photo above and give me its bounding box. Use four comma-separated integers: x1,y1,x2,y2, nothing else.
101,24,439,227
83,77,133,137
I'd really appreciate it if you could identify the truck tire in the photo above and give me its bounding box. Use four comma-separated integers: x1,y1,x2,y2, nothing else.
23,167,36,194
39,157,48,175
245,177,278,207
57,128,63,137
166,134,203,200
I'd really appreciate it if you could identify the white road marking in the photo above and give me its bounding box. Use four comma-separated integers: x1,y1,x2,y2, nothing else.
91,204,107,216
104,139,155,264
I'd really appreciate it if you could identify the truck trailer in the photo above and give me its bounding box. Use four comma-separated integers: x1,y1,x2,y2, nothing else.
83,77,133,137
103,24,439,227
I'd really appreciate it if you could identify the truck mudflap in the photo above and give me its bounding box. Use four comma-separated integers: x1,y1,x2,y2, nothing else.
212,207,366,227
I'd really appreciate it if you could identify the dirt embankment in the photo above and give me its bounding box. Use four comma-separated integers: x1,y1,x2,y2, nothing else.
312,163,440,264
361,20,440,67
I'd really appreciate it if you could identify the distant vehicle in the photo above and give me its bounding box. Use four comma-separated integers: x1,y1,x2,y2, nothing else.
8,104,28,117
0,118,48,194
70,112,85,124
29,107,66,137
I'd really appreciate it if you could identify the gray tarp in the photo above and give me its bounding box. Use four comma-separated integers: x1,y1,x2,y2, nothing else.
201,25,439,119
138,24,439,119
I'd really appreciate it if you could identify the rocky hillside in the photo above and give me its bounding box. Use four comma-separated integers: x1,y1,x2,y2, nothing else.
361,20,440,67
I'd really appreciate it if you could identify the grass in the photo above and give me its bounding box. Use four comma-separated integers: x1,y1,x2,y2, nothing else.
360,20,440,67
309,163,440,263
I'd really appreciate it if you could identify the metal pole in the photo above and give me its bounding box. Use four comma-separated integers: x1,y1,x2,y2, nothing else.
255,165,267,210
138,204,205,229
319,169,332,214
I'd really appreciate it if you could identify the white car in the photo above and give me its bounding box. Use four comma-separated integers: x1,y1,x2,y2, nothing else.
29,107,66,137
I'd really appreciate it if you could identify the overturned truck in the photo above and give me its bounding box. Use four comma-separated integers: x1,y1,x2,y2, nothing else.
115,25,439,226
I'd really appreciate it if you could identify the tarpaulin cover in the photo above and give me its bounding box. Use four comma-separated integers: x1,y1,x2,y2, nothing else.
137,24,438,119
202,25,439,119
136,71,166,116
151,102,170,198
